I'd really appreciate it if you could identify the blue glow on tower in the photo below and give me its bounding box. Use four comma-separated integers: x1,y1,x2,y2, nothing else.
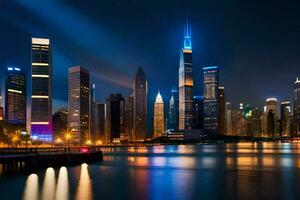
184,20,192,50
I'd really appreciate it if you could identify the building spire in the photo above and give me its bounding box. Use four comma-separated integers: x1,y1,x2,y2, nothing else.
155,90,163,103
184,18,192,50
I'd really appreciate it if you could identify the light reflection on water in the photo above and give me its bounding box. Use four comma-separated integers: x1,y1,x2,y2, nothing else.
75,163,92,200
23,174,39,200
41,168,56,200
56,167,69,200
4,143,300,199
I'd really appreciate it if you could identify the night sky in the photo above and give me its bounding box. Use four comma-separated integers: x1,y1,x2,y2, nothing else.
1,0,300,112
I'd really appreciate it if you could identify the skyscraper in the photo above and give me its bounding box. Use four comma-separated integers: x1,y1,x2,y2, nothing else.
30,37,52,142
168,87,179,130
133,67,147,141
179,20,194,130
225,102,232,135
68,66,90,145
90,83,97,141
280,101,291,137
179,21,194,130
96,103,106,143
203,66,219,135
153,91,164,138
4,67,26,125
265,98,278,138
125,95,134,141
252,107,262,137
106,94,125,143
218,87,225,135
193,95,204,129
293,77,300,136
243,104,253,137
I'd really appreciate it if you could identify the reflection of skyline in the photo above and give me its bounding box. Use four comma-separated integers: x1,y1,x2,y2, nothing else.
18,144,300,200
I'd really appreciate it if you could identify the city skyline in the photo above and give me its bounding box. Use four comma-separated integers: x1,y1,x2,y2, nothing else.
0,0,299,113
1,2,300,200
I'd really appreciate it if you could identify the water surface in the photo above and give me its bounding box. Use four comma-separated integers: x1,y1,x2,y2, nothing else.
1,143,300,200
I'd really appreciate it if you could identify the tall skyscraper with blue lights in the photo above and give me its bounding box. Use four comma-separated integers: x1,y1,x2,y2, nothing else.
203,66,219,135
4,67,26,125
30,38,52,142
179,21,194,130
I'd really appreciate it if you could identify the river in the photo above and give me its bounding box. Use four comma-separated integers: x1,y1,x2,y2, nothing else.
1,143,300,199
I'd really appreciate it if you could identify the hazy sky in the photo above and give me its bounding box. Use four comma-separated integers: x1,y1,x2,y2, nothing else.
0,0,300,113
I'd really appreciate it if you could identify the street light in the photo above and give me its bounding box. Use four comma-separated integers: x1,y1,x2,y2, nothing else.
31,135,38,149
96,140,103,146
56,138,62,143
85,140,92,146
61,128,74,151
21,131,29,152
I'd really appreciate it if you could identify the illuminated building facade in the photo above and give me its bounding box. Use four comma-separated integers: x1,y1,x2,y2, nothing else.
154,91,164,138
293,77,300,136
125,95,134,141
179,21,194,130
90,83,97,141
68,66,90,145
168,87,179,130
243,104,254,137
225,102,232,135
0,107,3,121
30,37,52,142
193,95,204,129
106,94,125,143
218,87,225,135
4,67,26,125
203,66,219,135
133,67,147,141
251,107,262,137
280,101,291,137
265,98,278,138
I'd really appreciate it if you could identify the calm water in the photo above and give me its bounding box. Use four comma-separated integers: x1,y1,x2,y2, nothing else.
1,143,300,200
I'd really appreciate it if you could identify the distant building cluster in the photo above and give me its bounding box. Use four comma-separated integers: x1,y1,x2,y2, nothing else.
0,21,299,145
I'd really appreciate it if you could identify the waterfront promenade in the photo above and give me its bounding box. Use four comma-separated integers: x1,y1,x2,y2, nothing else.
0,146,103,173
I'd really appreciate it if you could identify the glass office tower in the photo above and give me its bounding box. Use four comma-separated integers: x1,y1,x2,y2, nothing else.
133,67,147,141
168,87,179,130
68,66,90,145
203,66,219,135
179,21,194,130
106,94,125,143
31,37,52,142
4,67,26,125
